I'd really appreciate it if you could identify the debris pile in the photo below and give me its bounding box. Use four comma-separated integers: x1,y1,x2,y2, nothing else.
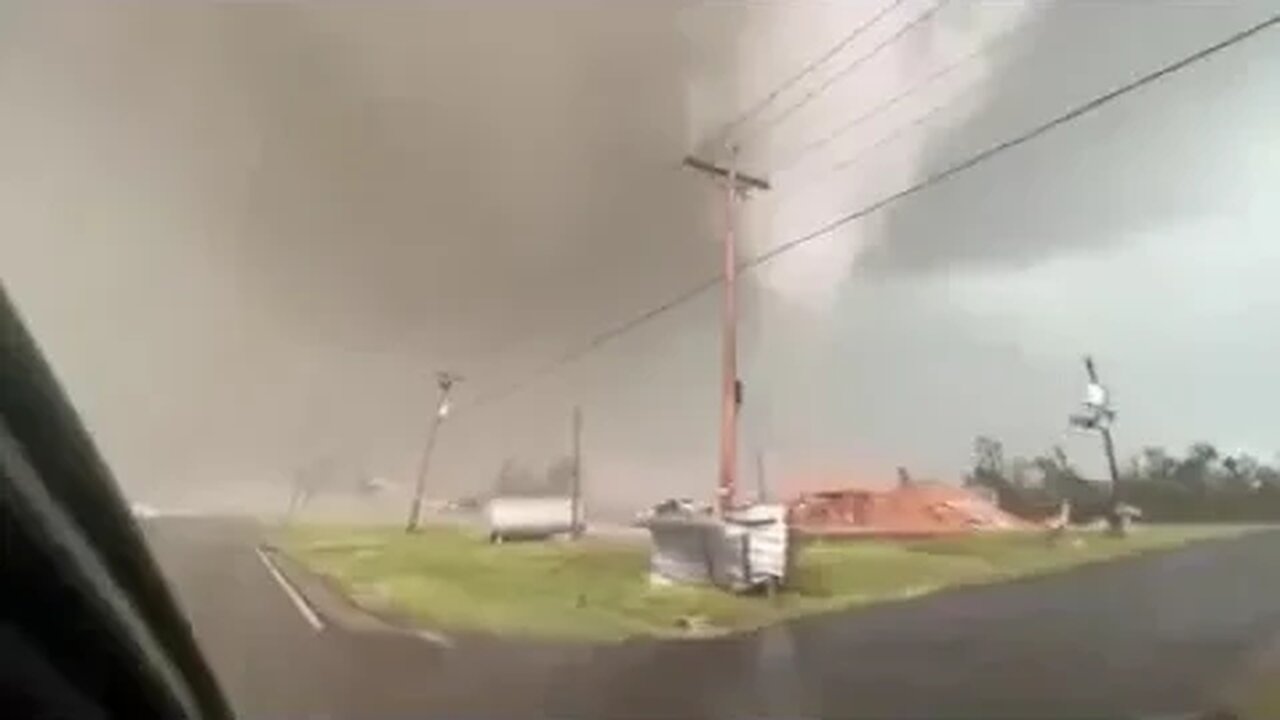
788,481,1031,539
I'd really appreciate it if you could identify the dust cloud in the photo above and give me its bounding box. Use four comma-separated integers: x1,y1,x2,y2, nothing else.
0,2,743,511
3,3,1279,516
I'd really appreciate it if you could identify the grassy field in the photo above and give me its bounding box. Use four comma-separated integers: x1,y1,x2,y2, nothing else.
278,523,1253,642
1234,682,1280,720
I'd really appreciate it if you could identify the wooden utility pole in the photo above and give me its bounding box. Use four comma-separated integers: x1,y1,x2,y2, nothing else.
405,371,462,533
570,405,583,539
682,149,769,516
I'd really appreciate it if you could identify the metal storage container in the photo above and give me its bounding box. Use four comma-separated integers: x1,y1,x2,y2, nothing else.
644,502,792,592
486,496,579,542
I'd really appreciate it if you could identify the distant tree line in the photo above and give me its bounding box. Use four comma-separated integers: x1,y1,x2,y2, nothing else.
286,455,378,518
964,436,1280,523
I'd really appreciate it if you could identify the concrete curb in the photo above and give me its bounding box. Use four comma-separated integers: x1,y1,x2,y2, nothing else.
257,544,454,648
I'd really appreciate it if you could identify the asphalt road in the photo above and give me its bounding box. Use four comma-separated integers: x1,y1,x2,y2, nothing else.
143,518,1280,719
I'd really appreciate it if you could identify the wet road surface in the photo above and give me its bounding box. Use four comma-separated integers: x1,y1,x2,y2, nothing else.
144,518,1280,719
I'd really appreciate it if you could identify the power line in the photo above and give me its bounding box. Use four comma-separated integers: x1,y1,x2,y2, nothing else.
740,0,950,144
827,84,974,175
712,0,912,146
450,3,932,403
772,21,1022,175
459,278,719,414
750,11,1280,270
776,67,988,200
459,12,1280,416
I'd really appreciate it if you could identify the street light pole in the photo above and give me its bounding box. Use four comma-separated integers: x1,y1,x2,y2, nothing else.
682,149,769,516
1070,355,1125,535
1084,356,1122,510
405,371,462,533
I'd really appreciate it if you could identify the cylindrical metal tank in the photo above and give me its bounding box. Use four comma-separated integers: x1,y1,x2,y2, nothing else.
486,496,577,542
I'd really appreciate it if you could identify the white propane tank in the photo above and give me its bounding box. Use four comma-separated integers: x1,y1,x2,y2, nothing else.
486,496,577,543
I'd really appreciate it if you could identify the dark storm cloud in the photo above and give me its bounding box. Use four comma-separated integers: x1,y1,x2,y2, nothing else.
863,1,1275,276
195,4,734,362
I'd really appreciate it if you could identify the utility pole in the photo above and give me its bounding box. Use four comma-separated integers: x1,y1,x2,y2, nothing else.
570,405,583,539
405,371,463,533
1069,355,1125,534
682,148,770,516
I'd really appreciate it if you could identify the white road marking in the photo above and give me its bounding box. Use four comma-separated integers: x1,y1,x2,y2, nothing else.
412,628,454,648
255,547,325,632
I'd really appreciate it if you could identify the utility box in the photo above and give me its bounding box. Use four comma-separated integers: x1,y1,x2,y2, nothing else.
724,503,791,589
643,502,792,593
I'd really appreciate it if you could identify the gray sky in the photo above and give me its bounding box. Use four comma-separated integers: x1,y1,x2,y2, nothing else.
2,2,1277,514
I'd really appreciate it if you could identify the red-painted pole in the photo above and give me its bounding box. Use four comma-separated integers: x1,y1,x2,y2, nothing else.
718,148,739,516
680,152,768,517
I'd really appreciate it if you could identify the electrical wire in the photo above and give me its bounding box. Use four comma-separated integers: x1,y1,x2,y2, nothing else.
711,0,912,147
458,11,1280,416
830,85,975,175
460,278,719,414
772,21,1022,176
738,0,951,144
749,10,1280,268
774,67,989,201
453,4,962,392
456,3,940,399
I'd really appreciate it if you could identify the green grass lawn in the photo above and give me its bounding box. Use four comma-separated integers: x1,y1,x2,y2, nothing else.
278,523,1255,642
1234,682,1280,720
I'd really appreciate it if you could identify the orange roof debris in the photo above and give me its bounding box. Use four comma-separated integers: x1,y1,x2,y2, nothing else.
787,480,1031,538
